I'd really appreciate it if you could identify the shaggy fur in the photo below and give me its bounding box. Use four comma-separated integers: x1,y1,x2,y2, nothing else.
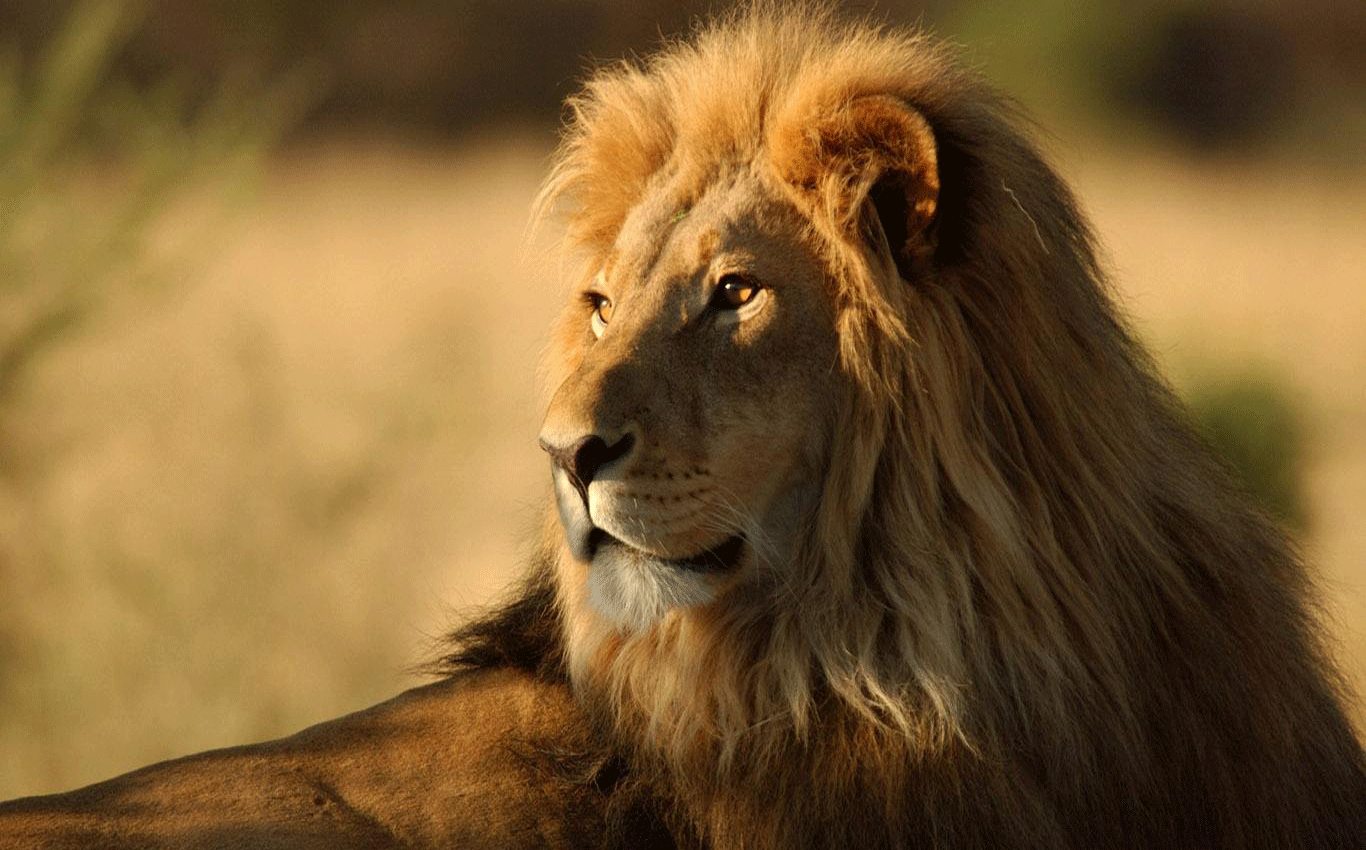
444,5,1366,848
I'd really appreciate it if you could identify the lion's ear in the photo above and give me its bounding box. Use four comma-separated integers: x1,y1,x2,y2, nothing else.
776,95,939,277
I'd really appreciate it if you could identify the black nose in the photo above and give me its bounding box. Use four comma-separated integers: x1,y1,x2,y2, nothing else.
540,433,636,490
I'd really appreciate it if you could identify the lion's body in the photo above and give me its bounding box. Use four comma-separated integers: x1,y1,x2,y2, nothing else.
0,669,612,850
3,6,1365,849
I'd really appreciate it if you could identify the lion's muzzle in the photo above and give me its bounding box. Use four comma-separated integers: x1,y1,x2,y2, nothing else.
540,430,637,562
540,416,748,627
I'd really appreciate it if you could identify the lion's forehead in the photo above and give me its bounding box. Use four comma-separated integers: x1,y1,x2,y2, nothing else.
608,167,784,276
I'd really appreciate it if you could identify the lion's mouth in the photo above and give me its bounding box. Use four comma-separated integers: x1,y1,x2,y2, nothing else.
588,528,746,573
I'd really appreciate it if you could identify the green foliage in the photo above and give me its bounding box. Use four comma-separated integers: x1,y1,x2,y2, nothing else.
1184,373,1306,528
0,0,305,402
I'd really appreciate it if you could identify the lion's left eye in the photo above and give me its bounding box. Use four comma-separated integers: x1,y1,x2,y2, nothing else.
710,274,762,310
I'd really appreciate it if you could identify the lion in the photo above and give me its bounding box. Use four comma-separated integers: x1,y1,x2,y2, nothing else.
442,5,1366,848
3,5,1364,849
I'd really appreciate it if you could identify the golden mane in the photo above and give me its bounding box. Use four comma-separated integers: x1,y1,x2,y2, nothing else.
451,5,1366,846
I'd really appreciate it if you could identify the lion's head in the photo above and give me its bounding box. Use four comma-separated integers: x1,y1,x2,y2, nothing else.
535,6,1107,762
447,5,1366,846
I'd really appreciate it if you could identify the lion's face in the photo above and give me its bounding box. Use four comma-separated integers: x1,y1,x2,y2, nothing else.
539,168,841,629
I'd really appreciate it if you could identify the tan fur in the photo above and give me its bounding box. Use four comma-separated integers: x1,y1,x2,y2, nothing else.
535,5,1366,848
0,669,610,849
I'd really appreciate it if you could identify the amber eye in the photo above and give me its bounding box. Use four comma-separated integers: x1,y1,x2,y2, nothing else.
589,294,613,338
711,274,762,310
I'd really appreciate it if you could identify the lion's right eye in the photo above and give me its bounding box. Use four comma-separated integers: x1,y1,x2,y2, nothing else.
589,294,613,338
710,274,763,311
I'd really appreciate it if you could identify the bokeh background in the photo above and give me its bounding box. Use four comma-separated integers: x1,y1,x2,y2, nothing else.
1,0,1363,799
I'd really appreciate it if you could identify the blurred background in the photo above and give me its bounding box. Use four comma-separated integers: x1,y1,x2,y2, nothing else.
1,0,1363,799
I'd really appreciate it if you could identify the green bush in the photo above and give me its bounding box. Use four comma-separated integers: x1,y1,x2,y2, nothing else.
1184,373,1306,528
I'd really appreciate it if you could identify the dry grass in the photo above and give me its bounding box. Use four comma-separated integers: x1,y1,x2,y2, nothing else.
1,132,1362,798
0,134,559,796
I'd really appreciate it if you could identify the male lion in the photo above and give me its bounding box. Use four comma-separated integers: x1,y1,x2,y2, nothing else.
445,5,1366,847
3,5,1365,849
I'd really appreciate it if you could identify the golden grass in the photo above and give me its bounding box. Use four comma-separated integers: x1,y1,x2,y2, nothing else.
1,133,1362,798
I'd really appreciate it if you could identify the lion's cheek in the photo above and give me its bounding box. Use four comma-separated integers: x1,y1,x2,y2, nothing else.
703,390,832,556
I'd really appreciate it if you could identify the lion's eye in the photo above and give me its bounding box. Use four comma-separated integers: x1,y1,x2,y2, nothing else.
711,274,762,310
589,294,613,338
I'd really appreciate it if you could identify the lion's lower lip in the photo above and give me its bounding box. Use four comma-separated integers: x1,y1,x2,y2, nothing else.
590,530,745,573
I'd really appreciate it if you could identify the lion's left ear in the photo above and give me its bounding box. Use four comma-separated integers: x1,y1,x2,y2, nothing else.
775,95,939,277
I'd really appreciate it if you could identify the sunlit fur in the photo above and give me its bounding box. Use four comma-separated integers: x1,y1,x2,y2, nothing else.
450,4,1366,847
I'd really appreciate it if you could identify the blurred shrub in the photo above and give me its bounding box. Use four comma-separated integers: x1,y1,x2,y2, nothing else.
2,0,1363,150
0,0,299,782
0,0,717,136
1184,373,1307,528
0,0,304,405
935,0,1366,153
1115,1,1366,151
1121,6,1295,149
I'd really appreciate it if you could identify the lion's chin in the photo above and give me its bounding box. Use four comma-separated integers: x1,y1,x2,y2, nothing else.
584,533,743,631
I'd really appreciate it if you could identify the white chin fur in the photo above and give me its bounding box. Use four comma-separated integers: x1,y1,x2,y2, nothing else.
586,543,718,631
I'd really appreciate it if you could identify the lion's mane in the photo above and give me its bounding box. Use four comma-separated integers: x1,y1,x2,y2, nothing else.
444,6,1366,848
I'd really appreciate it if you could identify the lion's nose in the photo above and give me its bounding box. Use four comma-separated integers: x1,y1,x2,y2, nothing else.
539,432,636,491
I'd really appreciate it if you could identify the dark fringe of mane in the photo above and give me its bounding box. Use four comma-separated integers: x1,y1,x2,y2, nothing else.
430,549,566,680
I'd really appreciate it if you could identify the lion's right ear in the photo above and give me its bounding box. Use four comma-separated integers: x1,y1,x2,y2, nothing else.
774,95,939,278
